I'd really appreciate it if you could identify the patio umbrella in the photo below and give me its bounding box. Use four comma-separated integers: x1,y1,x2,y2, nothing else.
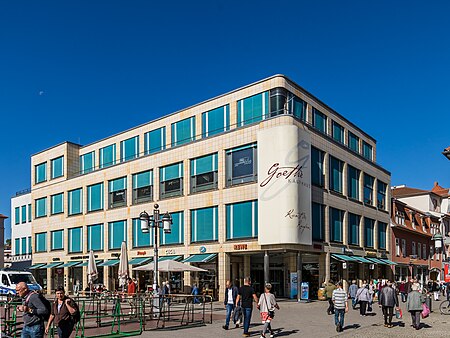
133,259,207,272
87,250,98,286
118,241,129,288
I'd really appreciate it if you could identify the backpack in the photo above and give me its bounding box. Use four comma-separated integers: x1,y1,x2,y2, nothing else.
25,292,51,321
69,299,81,324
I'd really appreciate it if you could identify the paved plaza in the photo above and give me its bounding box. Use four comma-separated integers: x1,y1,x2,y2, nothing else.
140,298,450,338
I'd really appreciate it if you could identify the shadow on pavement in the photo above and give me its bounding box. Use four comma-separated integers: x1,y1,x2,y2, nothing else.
343,323,360,331
272,328,300,336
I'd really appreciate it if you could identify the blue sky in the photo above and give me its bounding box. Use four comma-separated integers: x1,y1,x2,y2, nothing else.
1,1,449,240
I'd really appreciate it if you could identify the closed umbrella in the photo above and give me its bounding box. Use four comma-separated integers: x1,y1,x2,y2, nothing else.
133,259,207,272
87,250,98,289
118,241,129,289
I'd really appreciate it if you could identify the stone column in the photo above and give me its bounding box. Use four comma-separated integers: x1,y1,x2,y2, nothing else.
297,252,302,301
264,251,270,284
243,255,251,278
47,268,53,295
218,252,230,302
325,251,331,283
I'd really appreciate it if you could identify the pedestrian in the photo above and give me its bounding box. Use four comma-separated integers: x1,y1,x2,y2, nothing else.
378,280,399,328
406,283,425,330
367,280,375,312
223,280,239,330
45,286,79,338
446,282,450,301
398,280,407,302
324,280,336,315
355,284,371,316
191,284,200,304
15,281,50,338
257,283,280,338
127,277,137,314
347,280,358,309
432,280,440,301
236,277,258,337
332,281,348,332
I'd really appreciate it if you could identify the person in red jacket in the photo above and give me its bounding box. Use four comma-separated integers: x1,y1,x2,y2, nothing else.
127,277,137,315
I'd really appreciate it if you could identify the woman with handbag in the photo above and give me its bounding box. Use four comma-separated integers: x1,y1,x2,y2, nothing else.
257,283,280,338
406,283,425,330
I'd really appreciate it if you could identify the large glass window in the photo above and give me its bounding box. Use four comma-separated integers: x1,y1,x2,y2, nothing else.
68,188,83,215
35,232,47,252
348,132,359,153
171,117,196,147
99,144,116,168
378,222,387,250
51,230,64,251
160,162,183,199
312,202,325,241
51,156,64,179
80,152,95,174
329,156,343,193
108,177,127,209
87,224,104,251
14,238,20,255
362,141,373,161
21,237,26,255
237,92,269,127
311,147,324,187
51,193,64,215
108,220,127,250
144,127,166,155
377,181,387,210
68,227,83,253
191,206,219,243
35,162,47,183
226,200,258,240
332,121,344,143
87,183,104,212
120,136,139,162
202,105,230,138
225,143,257,187
132,219,152,248
132,171,153,204
28,236,31,254
14,207,19,225
35,197,47,218
28,204,31,222
364,174,374,205
347,165,360,200
160,211,184,245
190,153,218,193
288,93,307,121
348,213,360,246
312,108,327,133
329,207,344,242
21,205,27,224
364,218,375,247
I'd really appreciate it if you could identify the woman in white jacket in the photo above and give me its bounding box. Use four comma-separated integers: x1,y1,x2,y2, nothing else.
355,284,371,316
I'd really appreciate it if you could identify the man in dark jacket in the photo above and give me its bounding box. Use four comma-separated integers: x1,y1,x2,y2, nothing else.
379,280,399,328
16,282,49,338
223,280,239,330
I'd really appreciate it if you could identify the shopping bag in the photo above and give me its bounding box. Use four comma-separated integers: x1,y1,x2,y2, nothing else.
421,303,430,318
395,308,402,319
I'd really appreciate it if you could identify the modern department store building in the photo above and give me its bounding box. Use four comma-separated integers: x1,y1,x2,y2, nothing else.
29,75,391,299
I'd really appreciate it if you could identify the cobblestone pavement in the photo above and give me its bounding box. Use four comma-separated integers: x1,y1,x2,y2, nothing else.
140,298,450,338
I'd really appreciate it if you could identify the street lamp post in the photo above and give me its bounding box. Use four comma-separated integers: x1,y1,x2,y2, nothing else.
139,204,172,315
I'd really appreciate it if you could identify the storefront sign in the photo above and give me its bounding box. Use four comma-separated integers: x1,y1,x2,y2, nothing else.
137,251,147,255
165,249,176,255
199,246,207,253
290,272,298,299
258,125,312,245
445,264,450,283
234,244,248,250
300,282,310,301
365,251,377,257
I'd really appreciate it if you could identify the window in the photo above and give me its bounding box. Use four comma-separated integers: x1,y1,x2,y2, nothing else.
35,162,47,183
347,166,360,200
80,152,95,174
430,246,434,260
21,237,26,255
132,219,152,248
35,232,47,252
68,188,83,215
28,236,32,254
364,218,374,247
423,244,426,260
28,204,31,222
418,243,422,259
132,171,153,204
87,224,104,251
348,213,360,246
15,238,20,255
395,209,405,225
363,174,374,205
378,222,387,250
377,181,387,210
395,238,400,256
402,239,406,257
362,141,373,161
311,147,325,187
21,205,27,224
225,143,257,187
312,108,327,133
191,206,218,243
237,92,269,127
160,211,184,245
329,156,343,193
288,93,307,121
190,153,218,193
108,220,127,250
51,156,64,179
51,193,64,215
68,227,83,253
332,121,344,143
35,197,47,218
99,144,116,168
159,162,183,199
51,230,64,250
412,241,416,256
269,87,287,116
108,177,127,208
329,208,344,242
87,183,104,212
14,207,20,225
348,132,359,153
120,136,139,162
226,200,258,240
202,105,230,137
144,127,166,155
312,202,325,241
171,117,196,147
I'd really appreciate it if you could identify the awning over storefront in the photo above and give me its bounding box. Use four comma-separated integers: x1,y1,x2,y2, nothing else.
380,259,397,265
77,260,103,267
98,259,120,267
10,260,32,270
352,256,373,263
182,253,217,263
367,258,388,265
29,263,47,270
158,255,182,262
331,254,357,262
42,262,64,269
128,257,152,266
60,261,82,268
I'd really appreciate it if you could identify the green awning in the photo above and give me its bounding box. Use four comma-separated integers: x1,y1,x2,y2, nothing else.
182,253,217,263
60,261,82,268
158,255,182,262
98,259,120,267
331,254,357,262
77,260,103,267
352,256,373,263
43,262,64,269
128,257,152,266
29,263,46,270
367,257,388,265
380,259,398,265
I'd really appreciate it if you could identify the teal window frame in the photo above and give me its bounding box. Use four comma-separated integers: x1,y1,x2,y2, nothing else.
378,222,387,249
28,204,31,222
132,219,152,248
159,162,183,199
14,238,20,255
132,170,153,204
364,174,374,205
191,206,219,243
108,220,127,250
68,227,83,253
171,116,196,147
35,197,47,218
35,232,47,252
14,207,20,225
347,165,360,200
160,211,184,245
237,92,269,127
332,121,344,143
330,207,344,243
28,236,31,254
51,156,64,179
87,224,104,251
362,141,373,161
120,136,139,162
348,213,360,246
377,181,387,210
364,218,374,247
329,156,343,194
312,202,325,241
311,147,324,187
21,237,27,255
80,152,95,174
144,127,166,155
68,188,83,215
226,200,258,240
35,162,47,184
201,105,230,138
288,93,307,121
108,177,127,209
190,153,218,193
21,205,27,224
87,183,104,212
51,193,64,215
99,144,116,168
51,230,64,251
312,108,327,133
225,143,257,187
348,132,359,153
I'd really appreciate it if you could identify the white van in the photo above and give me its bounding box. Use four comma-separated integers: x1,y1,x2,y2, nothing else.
0,270,43,295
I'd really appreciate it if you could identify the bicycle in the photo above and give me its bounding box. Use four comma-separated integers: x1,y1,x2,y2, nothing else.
439,299,450,315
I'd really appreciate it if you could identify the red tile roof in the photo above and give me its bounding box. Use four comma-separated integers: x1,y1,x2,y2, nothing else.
392,187,428,197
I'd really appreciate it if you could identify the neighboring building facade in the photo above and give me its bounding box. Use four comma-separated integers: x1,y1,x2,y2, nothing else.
29,75,391,298
10,191,33,270
0,214,6,268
